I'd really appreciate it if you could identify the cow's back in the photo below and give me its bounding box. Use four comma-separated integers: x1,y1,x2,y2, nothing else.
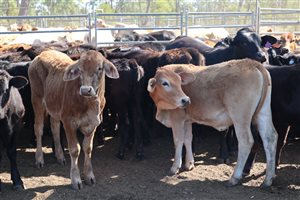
29,50,74,117
164,59,267,128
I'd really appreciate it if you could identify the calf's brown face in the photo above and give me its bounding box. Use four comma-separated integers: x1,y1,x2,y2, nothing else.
147,67,195,110
63,50,119,97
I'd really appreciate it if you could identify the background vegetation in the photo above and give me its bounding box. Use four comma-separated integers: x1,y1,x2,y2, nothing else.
0,0,299,34
0,0,299,16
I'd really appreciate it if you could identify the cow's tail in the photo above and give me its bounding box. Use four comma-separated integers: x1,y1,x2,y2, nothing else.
252,62,271,120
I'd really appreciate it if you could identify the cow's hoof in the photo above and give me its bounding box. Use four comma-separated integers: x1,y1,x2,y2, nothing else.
116,153,125,160
217,157,230,164
227,177,240,187
242,171,250,177
72,181,83,190
13,184,25,191
36,162,44,168
136,153,144,161
168,166,179,176
184,162,195,171
260,179,273,188
84,177,96,186
57,158,66,166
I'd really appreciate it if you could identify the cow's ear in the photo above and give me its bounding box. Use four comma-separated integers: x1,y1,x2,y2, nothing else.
261,35,277,48
104,60,119,79
63,63,81,81
178,72,195,85
9,76,28,89
147,78,156,93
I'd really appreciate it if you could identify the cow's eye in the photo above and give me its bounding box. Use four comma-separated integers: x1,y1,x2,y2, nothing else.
162,82,169,87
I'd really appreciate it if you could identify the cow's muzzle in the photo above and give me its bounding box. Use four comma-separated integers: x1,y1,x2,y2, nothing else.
80,86,96,97
256,51,267,63
179,96,191,108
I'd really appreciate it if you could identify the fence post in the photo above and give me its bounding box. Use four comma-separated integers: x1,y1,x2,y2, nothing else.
256,7,260,34
255,0,260,34
88,13,92,46
94,12,97,47
184,10,188,36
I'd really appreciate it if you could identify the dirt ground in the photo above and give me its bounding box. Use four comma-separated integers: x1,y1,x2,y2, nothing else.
1,128,300,200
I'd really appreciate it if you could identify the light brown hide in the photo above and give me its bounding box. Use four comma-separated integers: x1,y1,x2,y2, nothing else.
28,49,118,189
148,58,278,187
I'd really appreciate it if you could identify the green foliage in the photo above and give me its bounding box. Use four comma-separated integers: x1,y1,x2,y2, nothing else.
98,3,114,13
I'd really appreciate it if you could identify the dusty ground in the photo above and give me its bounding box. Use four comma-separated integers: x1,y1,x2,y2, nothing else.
1,129,300,200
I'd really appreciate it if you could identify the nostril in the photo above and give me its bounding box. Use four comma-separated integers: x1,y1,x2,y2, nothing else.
181,97,190,106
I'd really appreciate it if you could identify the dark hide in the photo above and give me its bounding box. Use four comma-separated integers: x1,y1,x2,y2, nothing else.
0,69,28,191
166,28,266,65
104,58,145,160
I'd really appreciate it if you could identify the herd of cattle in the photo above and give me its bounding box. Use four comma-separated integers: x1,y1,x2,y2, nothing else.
0,27,300,191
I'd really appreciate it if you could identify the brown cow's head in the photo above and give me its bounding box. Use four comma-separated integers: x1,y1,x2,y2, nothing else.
147,67,195,110
0,69,28,119
63,50,119,97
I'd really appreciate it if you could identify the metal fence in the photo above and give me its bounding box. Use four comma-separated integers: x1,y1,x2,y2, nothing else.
185,11,256,36
0,14,91,37
94,12,184,46
0,7,299,47
258,8,300,35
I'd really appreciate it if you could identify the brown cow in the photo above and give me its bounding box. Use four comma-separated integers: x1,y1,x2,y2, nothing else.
147,59,278,187
28,50,119,189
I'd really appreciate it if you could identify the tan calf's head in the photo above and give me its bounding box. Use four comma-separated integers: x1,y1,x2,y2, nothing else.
63,50,119,97
147,67,195,110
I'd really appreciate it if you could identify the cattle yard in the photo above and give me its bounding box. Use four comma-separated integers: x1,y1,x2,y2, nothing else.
1,1,300,200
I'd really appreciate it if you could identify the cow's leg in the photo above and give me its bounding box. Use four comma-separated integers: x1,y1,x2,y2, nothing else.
183,122,194,171
63,122,82,190
5,133,24,190
132,100,144,160
50,117,65,165
243,126,261,175
274,124,289,167
219,129,230,164
254,96,278,188
32,97,45,168
228,124,254,186
82,131,96,186
117,113,130,159
170,121,185,175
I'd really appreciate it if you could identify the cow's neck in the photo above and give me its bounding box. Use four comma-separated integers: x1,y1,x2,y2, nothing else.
204,46,236,65
0,89,11,119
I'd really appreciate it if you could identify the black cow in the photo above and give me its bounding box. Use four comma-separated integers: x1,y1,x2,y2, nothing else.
103,58,144,160
146,30,176,41
0,69,28,191
166,36,213,53
242,64,300,174
114,31,157,42
260,35,300,66
115,30,176,43
166,27,266,65
267,48,300,66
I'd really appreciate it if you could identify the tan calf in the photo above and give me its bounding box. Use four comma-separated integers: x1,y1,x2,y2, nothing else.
148,59,278,187
29,50,119,189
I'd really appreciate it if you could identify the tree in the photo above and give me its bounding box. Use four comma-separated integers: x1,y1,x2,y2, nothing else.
17,0,31,25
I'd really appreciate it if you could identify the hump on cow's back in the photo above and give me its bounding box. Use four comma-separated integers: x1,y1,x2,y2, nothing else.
37,50,74,69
